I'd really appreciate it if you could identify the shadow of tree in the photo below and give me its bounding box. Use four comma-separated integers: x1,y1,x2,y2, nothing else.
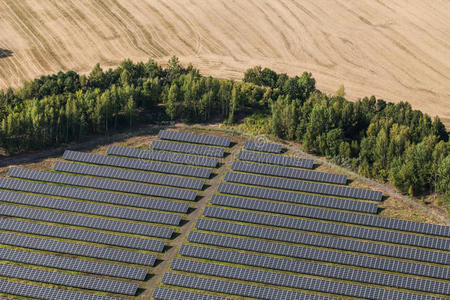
0,49,13,58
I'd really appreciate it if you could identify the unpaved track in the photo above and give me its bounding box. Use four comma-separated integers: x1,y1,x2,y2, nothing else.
0,0,449,127
141,138,243,298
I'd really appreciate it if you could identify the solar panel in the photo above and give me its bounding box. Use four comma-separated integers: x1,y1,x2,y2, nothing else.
244,140,282,153
0,216,165,252
218,182,378,214
225,172,382,201
0,248,147,280
180,245,448,295
239,150,314,168
151,140,225,157
232,161,347,184
162,273,336,300
188,232,449,280
208,192,450,238
158,130,231,147
55,161,204,190
206,202,448,253
195,218,449,262
153,287,232,300
0,263,138,295
8,167,197,201
0,279,121,300
64,150,213,178
0,191,175,235
107,145,218,167
0,232,156,266
0,178,186,218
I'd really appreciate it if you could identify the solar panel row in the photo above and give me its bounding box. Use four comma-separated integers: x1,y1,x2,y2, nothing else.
171,259,444,300
0,177,187,215
0,248,147,280
206,202,449,254
208,193,450,238
0,232,156,266
188,232,449,280
180,245,449,295
0,178,189,216
0,191,175,236
8,167,197,201
158,130,231,147
0,216,165,252
151,140,225,157
225,172,382,201
0,263,137,295
64,150,212,178
107,145,218,168
0,279,121,300
244,140,282,153
162,273,336,300
232,161,347,184
55,161,205,190
239,150,314,169
218,182,378,214
195,219,449,262
153,287,232,300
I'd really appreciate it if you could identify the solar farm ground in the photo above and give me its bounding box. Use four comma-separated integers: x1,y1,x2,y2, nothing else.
0,125,448,299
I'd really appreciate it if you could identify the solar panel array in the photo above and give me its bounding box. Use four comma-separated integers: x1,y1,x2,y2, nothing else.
232,160,347,184
205,203,446,253
107,145,218,167
0,263,138,295
1,131,448,299
8,167,197,201
196,218,449,261
171,259,446,300
0,178,186,216
0,216,165,252
151,140,225,157
0,191,176,234
158,130,231,147
209,192,449,237
244,140,282,153
153,287,232,300
55,161,204,190
161,273,336,300
239,150,314,168
0,248,147,280
218,182,378,213
225,171,382,201
0,205,173,238
64,149,213,178
0,279,121,300
0,232,156,266
188,232,449,280
180,245,449,295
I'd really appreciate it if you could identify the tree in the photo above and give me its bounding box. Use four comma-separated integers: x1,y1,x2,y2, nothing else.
125,96,137,128
88,63,105,89
335,85,345,98
166,84,179,120
436,155,450,199
166,56,183,83
243,66,263,86
120,69,131,86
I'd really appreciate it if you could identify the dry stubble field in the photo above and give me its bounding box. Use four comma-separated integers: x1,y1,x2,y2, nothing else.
0,0,449,126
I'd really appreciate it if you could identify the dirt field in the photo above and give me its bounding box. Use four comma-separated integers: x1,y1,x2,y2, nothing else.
0,0,449,127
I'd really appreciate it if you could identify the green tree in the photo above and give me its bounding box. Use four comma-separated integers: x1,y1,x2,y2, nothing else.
166,84,179,120
125,96,137,128
436,155,450,199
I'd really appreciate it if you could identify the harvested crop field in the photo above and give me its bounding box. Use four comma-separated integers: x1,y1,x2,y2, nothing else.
0,0,449,126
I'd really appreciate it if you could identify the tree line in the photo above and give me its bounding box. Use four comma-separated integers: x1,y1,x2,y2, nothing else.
0,58,448,205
